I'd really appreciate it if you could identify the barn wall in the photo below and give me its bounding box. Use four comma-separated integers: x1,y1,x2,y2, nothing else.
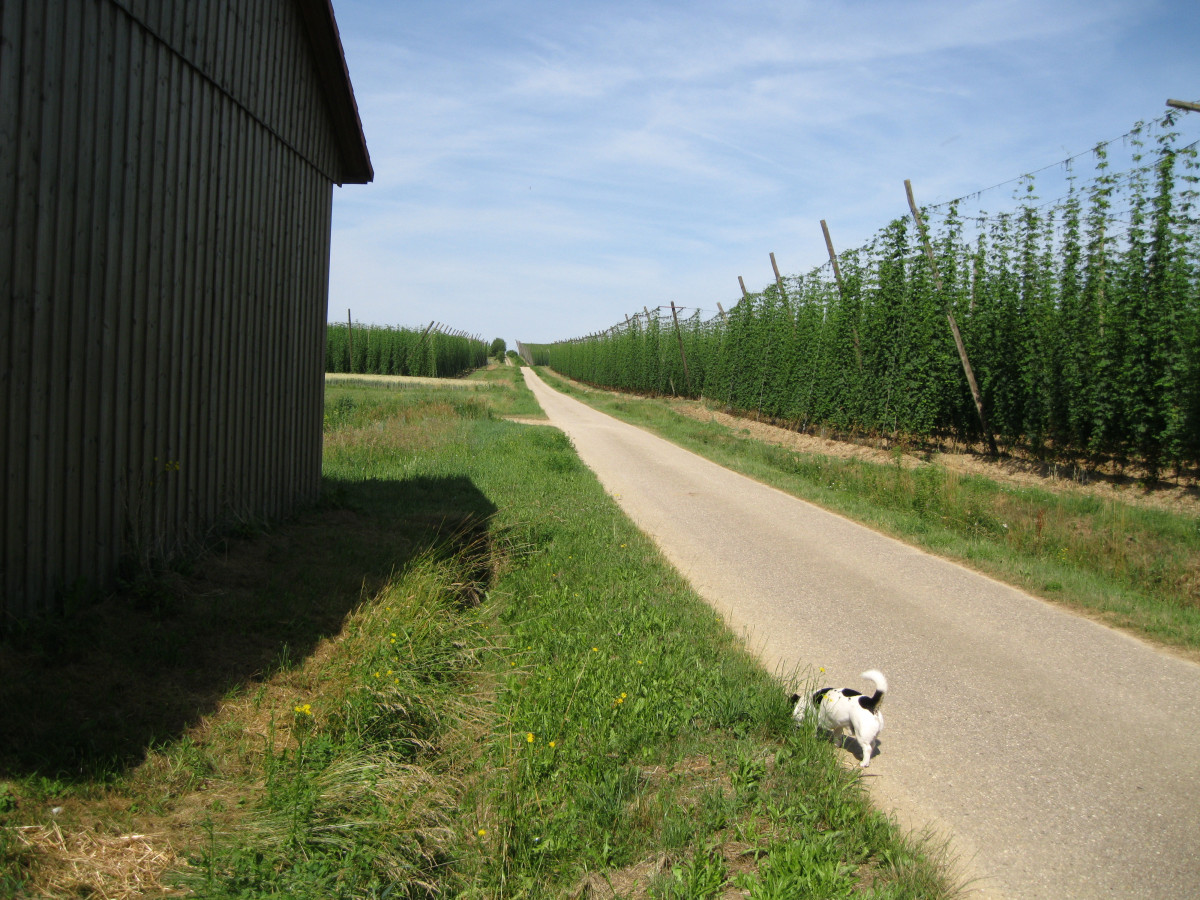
1,0,344,618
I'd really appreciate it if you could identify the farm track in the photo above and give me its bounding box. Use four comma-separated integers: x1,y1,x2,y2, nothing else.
520,365,1200,900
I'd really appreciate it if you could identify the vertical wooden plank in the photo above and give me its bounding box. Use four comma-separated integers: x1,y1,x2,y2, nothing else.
315,181,334,496
134,28,160,556
154,45,182,547
267,7,287,517
228,0,250,516
52,2,86,595
245,3,266,516
126,23,159,562
228,105,251,518
217,98,239,522
145,36,172,551
305,173,324,500
202,76,224,528
95,0,127,586
210,0,227,95
243,113,262,517
284,158,301,508
211,98,233,518
0,0,25,611
158,48,185,543
263,137,282,517
77,0,105,585
222,16,245,517
179,61,203,535
111,16,141,568
297,161,314,502
246,115,267,516
271,17,291,515
299,165,317,502
239,106,255,519
273,0,288,143
25,0,58,611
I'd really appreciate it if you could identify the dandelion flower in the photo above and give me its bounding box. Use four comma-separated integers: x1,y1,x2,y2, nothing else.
592,647,598,652
549,741,556,748
478,828,487,837
526,732,535,743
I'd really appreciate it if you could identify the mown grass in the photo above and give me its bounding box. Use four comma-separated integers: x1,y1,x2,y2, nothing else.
535,369,1200,655
0,363,954,898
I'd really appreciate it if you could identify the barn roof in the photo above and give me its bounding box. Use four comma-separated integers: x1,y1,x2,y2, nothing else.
297,0,374,184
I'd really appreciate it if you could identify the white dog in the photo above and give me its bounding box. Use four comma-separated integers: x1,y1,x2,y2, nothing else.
791,670,887,767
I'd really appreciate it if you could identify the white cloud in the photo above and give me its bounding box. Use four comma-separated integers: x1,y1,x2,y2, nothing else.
328,0,1200,345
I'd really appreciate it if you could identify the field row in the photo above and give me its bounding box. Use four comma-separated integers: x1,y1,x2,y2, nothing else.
528,115,1200,477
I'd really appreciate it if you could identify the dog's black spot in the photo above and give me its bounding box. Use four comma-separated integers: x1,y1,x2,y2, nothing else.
788,693,801,706
812,687,835,704
857,691,883,712
842,689,863,698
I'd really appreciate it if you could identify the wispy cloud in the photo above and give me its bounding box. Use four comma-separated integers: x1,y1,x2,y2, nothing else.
329,0,1200,343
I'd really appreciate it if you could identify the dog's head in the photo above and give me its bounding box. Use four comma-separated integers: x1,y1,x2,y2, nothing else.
788,692,811,725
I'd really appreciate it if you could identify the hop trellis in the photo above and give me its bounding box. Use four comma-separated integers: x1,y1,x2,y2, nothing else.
326,321,489,378
526,114,1200,475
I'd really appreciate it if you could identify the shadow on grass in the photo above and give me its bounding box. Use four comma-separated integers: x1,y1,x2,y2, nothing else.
0,475,496,782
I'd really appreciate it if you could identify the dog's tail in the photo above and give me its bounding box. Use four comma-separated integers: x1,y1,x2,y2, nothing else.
860,670,887,712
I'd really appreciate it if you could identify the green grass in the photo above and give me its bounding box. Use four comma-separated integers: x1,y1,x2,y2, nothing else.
534,368,1200,654
0,365,954,899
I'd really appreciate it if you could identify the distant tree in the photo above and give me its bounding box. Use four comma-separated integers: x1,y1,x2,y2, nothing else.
489,337,507,357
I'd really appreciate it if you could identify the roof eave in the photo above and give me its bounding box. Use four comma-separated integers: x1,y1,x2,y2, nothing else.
297,0,374,185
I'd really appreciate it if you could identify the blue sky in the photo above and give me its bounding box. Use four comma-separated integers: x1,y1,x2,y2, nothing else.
326,0,1200,348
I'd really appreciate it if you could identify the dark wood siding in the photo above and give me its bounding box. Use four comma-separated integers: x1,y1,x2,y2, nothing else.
1,0,358,618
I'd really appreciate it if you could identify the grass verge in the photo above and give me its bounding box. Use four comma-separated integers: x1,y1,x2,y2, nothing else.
1,364,954,898
534,368,1200,656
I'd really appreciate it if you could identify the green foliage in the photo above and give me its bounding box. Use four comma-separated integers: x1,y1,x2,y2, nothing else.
489,337,507,357
526,115,1200,473
326,322,488,378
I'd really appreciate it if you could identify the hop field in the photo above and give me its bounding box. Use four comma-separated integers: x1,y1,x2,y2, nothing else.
528,114,1200,479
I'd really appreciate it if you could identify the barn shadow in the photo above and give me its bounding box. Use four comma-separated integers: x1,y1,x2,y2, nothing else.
0,474,497,781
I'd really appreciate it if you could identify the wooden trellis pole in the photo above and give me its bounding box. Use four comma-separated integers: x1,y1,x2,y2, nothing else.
905,179,998,456
770,252,786,297
820,221,844,294
821,220,862,371
738,276,749,299
669,301,693,394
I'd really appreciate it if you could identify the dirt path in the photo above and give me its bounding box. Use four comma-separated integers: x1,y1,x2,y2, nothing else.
520,366,1200,899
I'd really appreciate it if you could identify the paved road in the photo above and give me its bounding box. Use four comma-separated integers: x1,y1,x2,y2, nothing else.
520,366,1200,899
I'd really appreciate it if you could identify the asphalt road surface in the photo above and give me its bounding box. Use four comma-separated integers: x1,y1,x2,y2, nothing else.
520,366,1200,899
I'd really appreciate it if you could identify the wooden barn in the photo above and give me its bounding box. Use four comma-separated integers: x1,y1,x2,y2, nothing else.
0,0,373,619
